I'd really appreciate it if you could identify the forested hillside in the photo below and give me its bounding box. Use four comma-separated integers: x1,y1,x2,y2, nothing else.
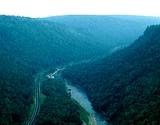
45,15,160,51
0,52,34,124
0,15,106,70
0,15,106,125
62,25,160,125
36,78,82,125
1,15,160,125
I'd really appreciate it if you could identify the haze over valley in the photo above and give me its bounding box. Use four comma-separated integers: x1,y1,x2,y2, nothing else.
1,1,160,125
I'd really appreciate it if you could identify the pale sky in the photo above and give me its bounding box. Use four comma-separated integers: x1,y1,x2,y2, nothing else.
0,0,160,18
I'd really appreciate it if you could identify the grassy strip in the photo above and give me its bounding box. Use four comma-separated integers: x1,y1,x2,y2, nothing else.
73,100,91,125
23,95,36,125
40,93,46,105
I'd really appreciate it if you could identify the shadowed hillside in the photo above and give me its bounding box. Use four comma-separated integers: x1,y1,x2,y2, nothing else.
1,15,160,125
0,15,106,125
63,25,160,125
45,15,160,51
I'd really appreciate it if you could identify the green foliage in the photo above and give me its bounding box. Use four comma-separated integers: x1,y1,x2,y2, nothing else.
62,25,160,125
73,100,90,125
36,79,82,125
46,15,160,51
1,15,160,125
0,54,34,125
0,15,108,125
0,15,105,70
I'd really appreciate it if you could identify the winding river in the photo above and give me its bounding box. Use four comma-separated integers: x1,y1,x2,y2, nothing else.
65,81,108,125
48,68,108,125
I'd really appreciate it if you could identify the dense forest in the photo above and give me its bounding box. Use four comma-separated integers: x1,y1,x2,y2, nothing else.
62,25,160,125
0,53,34,124
46,15,160,51
0,15,106,125
0,15,107,70
1,15,160,125
36,78,82,125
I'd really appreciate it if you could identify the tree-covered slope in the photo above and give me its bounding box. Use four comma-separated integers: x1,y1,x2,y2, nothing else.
36,78,82,125
0,53,34,125
62,25,160,125
0,15,106,125
0,15,106,70
45,15,160,51
1,15,160,125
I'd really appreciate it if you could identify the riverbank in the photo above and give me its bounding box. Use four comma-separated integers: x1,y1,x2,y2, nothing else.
65,80,107,125
28,68,107,125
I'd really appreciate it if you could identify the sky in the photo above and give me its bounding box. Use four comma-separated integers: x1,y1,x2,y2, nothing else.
0,0,160,18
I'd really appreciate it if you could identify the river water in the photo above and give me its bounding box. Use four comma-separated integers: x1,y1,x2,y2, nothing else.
66,81,108,125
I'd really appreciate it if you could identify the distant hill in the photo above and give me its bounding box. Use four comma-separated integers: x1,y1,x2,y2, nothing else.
45,15,160,51
0,16,107,70
62,25,160,125
1,15,160,125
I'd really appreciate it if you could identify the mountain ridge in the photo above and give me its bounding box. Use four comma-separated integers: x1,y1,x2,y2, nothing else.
62,24,160,125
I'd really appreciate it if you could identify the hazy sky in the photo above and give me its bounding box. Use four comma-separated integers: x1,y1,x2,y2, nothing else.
0,0,160,17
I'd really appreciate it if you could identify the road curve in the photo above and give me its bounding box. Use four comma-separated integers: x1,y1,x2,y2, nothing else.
27,68,63,125
27,77,41,125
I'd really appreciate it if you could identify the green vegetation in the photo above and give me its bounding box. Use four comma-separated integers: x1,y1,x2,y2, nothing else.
36,76,91,125
40,93,46,105
46,15,160,52
73,100,90,125
0,15,106,125
36,79,82,125
62,25,160,125
0,15,105,70
0,53,34,125
1,14,160,125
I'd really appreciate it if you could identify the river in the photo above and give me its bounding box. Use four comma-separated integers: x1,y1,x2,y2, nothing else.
65,81,108,125
48,68,108,125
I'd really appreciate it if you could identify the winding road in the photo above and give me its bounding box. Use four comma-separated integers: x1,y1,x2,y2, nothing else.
27,68,62,125
27,67,107,125
27,77,41,125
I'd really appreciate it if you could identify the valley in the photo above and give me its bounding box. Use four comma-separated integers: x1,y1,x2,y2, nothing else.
62,25,160,125
1,15,160,125
28,66,107,125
